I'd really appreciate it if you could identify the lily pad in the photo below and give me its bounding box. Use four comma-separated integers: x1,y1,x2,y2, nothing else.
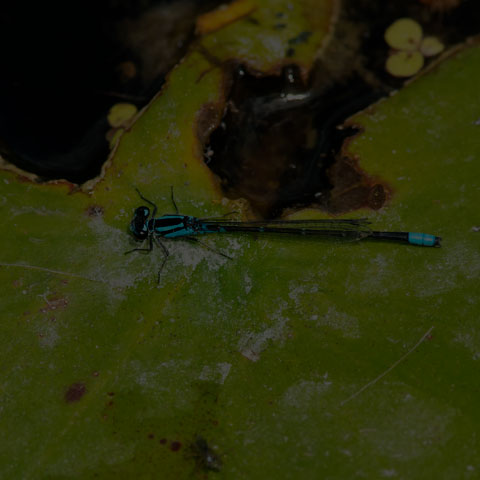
420,35,445,57
338,39,480,476
107,103,138,128
1,3,479,477
384,18,422,51
386,50,425,77
197,0,340,79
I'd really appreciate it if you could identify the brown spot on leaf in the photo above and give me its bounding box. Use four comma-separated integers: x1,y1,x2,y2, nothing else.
65,382,87,403
367,184,386,210
159,438,167,444
327,156,389,213
170,441,182,452
86,204,104,217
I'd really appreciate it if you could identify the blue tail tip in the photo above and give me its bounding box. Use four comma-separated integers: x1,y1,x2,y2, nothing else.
408,232,442,247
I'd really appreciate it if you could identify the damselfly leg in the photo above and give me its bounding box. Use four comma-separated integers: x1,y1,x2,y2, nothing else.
133,186,178,215
124,235,154,255
125,235,170,283
134,187,158,218
170,186,179,214
153,236,170,283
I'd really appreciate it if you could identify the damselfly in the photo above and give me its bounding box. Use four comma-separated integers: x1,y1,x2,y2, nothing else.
126,188,441,282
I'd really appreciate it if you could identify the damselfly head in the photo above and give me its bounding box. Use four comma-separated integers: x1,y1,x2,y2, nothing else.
130,206,150,240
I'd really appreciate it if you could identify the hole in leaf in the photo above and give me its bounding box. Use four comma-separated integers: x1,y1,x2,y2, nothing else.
205,65,387,217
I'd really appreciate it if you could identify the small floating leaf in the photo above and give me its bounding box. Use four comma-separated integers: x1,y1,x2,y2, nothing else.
385,18,423,51
420,36,445,57
386,50,424,77
107,102,138,128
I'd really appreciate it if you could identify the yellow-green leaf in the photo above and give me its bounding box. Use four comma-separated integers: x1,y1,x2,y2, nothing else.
420,35,445,56
384,18,423,51
386,50,424,77
107,102,138,128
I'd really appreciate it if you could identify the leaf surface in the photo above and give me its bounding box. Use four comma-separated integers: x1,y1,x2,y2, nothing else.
1,7,479,480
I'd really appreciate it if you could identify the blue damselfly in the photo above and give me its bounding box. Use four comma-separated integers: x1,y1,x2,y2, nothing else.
126,188,441,282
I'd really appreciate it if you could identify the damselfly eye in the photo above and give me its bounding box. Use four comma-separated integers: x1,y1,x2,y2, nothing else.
134,206,150,219
130,206,150,239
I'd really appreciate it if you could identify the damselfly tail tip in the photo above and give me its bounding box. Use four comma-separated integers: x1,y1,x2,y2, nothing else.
434,236,442,247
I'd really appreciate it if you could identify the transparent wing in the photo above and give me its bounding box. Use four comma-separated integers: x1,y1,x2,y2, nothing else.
199,218,372,239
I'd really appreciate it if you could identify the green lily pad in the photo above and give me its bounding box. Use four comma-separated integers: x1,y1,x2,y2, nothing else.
1,3,479,477
386,50,425,77
338,39,480,476
384,18,423,52
420,35,445,57
198,0,340,79
107,103,138,128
